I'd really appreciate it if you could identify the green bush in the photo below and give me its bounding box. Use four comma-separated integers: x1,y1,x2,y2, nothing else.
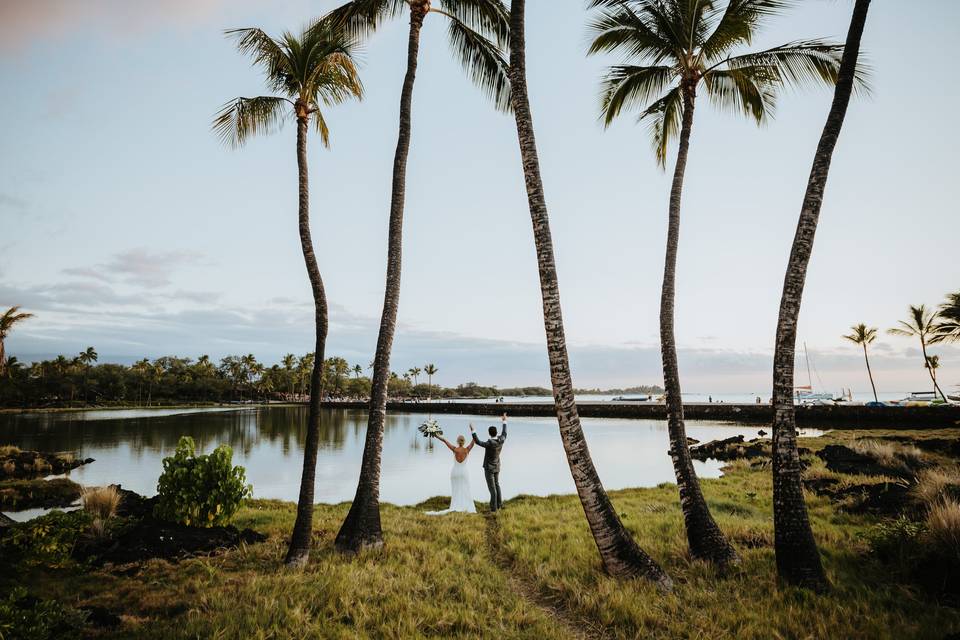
0,510,91,568
154,436,252,527
0,587,89,640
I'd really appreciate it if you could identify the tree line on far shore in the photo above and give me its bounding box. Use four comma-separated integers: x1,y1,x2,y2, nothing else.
0,348,663,408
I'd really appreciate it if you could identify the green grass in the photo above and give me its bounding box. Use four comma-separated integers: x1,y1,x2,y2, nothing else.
5,430,960,639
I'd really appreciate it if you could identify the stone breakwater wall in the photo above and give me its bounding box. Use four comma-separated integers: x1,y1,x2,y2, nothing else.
319,401,960,428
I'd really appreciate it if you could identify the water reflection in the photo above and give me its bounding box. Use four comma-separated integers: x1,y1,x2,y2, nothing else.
0,408,819,507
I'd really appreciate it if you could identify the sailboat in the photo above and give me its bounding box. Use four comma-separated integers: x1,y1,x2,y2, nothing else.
795,343,836,405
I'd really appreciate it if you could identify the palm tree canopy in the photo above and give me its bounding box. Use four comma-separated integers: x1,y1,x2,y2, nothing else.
213,18,363,148
328,0,512,112
932,291,960,344
586,0,868,166
843,323,877,346
0,306,35,339
888,304,939,340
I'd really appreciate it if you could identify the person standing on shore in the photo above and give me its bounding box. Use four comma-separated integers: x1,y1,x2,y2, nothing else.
470,413,508,512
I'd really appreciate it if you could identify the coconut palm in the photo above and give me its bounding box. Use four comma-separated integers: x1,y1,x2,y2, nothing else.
842,324,878,402
505,0,669,586
424,363,438,398
213,19,363,567
353,364,363,379
771,0,871,590
0,306,34,376
331,0,511,554
889,305,947,402
932,291,960,344
78,346,99,403
408,367,421,385
588,0,846,567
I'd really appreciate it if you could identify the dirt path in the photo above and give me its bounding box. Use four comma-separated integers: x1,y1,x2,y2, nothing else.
483,512,612,640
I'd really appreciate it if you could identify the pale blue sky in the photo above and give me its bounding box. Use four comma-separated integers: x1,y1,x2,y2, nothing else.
1,1,957,393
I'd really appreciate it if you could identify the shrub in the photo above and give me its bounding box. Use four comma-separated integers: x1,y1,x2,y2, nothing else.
0,510,92,567
154,436,252,528
851,439,925,473
862,515,925,565
0,587,89,640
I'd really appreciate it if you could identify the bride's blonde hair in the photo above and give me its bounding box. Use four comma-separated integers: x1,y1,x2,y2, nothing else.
456,435,466,446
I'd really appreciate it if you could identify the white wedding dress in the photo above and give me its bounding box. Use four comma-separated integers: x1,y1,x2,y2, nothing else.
426,458,476,515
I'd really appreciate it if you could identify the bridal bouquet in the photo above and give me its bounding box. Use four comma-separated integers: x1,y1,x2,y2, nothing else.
418,419,443,438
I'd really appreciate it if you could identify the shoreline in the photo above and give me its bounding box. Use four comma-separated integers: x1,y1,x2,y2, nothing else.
4,400,959,428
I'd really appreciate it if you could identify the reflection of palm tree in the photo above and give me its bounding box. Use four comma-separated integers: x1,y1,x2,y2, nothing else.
0,306,34,376
842,324,878,402
588,0,845,569
506,0,669,586
889,305,947,402
933,291,960,344
332,0,511,555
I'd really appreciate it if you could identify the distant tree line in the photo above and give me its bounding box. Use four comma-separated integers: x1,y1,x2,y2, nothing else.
0,349,661,408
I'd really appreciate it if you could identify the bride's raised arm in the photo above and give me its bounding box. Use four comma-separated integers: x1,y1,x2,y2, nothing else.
434,435,455,452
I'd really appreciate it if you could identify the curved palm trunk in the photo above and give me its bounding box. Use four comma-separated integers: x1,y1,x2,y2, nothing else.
920,339,947,402
507,0,670,587
660,82,738,567
862,344,878,402
772,0,871,591
335,4,426,553
0,339,5,376
285,112,330,567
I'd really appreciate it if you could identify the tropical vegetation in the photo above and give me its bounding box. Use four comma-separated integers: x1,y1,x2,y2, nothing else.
889,304,949,402
843,323,879,402
0,306,34,377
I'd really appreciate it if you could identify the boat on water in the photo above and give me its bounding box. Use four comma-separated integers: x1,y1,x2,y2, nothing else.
890,391,959,406
611,394,655,402
794,343,840,405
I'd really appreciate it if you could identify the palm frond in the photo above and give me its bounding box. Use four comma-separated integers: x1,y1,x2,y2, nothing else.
638,85,684,167
314,109,331,148
932,292,960,344
446,16,512,112
700,0,789,63
326,0,407,38
703,66,777,122
586,3,676,65
725,39,848,91
226,27,292,81
599,65,676,127
212,96,291,148
439,0,510,48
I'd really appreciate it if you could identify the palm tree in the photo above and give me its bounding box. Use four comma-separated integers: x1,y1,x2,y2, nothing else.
889,305,947,402
842,324,878,402
213,19,363,567
505,0,670,587
77,346,98,403
771,0,871,591
932,291,960,344
331,0,511,554
408,367,421,386
282,353,297,395
424,363,438,398
353,364,363,379
925,355,942,393
587,0,845,567
0,306,34,376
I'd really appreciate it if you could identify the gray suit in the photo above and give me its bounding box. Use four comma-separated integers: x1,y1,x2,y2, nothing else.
472,421,507,511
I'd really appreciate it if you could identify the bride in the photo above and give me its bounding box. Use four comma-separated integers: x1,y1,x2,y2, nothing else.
426,432,476,514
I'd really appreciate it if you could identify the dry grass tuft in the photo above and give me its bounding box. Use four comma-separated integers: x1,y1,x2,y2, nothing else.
851,439,925,471
2,460,15,475
912,467,960,507
0,445,21,457
81,485,121,520
926,499,960,555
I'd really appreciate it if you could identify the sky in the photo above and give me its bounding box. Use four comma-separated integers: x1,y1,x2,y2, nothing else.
1,0,958,394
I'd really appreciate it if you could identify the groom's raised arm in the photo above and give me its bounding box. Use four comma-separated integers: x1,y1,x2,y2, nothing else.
470,424,488,448
499,413,507,443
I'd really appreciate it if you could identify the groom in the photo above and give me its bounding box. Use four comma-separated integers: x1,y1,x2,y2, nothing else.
470,413,508,512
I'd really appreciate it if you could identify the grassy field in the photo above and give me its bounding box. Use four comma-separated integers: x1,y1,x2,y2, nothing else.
5,429,960,639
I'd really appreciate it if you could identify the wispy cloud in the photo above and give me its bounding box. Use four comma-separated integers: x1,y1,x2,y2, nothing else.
59,248,205,289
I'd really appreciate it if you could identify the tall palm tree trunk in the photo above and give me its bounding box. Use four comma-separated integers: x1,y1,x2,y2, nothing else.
0,340,6,376
336,4,426,553
772,0,870,591
507,0,670,587
660,81,737,566
862,344,877,402
285,110,330,567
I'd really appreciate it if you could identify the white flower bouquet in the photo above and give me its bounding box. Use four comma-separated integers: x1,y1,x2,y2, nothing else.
418,419,443,438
